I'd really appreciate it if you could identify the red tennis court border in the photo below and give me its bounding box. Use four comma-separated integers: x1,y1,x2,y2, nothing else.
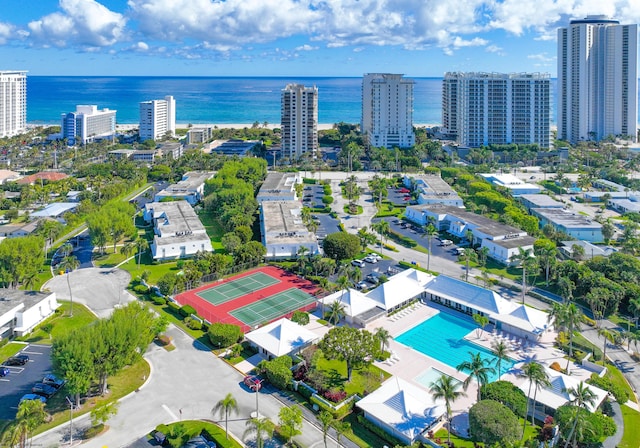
173,265,318,333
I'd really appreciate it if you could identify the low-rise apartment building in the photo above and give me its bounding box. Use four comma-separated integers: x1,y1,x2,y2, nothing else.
256,172,300,203
403,174,463,207
155,171,215,205
531,208,603,242
260,201,319,260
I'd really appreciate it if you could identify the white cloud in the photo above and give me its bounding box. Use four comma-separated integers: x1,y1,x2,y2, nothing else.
485,44,503,53
28,0,126,48
0,22,13,44
295,44,318,51
528,52,554,62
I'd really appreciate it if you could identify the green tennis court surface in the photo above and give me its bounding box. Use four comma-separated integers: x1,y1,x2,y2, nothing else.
196,272,280,305
230,288,315,328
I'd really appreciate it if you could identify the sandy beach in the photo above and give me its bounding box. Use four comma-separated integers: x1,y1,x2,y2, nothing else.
115,123,441,131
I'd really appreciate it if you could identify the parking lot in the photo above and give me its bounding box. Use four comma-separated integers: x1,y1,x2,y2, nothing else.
302,184,326,209
313,213,341,241
329,257,401,291
0,344,55,419
374,217,461,262
386,185,414,206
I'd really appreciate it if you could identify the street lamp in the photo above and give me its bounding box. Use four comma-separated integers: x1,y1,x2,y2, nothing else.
65,396,74,445
250,379,263,418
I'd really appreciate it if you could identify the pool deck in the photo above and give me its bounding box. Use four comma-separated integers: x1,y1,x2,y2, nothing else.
368,300,597,432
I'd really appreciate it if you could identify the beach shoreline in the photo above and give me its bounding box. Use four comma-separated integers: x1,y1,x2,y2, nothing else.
111,123,442,132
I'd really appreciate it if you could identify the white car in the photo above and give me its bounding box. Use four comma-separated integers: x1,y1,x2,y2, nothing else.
351,259,365,267
364,255,378,263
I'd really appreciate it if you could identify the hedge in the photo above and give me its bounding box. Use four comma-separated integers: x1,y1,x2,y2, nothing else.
322,195,334,204
152,296,166,305
587,373,629,404
303,178,317,184
179,304,197,317
167,301,181,312
207,322,244,348
356,414,403,446
387,229,417,248
261,356,293,390
310,395,353,420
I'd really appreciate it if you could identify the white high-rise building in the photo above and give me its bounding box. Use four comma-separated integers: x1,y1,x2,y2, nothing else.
442,72,551,149
61,105,116,145
0,71,27,138
361,73,415,148
281,84,318,160
139,95,176,141
557,15,638,143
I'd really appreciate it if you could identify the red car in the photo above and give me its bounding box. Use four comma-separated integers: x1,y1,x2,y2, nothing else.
244,375,263,391
403,196,411,201
398,188,410,193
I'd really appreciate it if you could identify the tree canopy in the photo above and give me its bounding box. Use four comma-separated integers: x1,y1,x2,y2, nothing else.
318,326,377,380
322,232,361,261
469,399,520,446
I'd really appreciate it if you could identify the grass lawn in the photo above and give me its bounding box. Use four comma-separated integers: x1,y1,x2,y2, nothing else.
344,413,393,448
93,248,128,268
141,298,214,349
0,342,27,363
603,362,637,403
119,255,180,285
572,333,604,360
620,405,640,448
314,354,392,396
15,301,97,345
155,420,243,448
434,417,539,447
198,212,226,252
343,204,363,215
34,358,150,436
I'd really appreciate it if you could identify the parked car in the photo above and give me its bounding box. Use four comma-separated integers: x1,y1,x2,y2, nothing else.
364,255,378,264
43,374,66,389
3,354,29,366
439,239,453,247
455,248,466,256
20,394,47,404
32,383,58,398
355,281,368,290
369,253,382,260
398,188,410,193
351,259,365,267
0,366,9,377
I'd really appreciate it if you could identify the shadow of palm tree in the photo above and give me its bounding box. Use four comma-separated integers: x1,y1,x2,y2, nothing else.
325,369,346,389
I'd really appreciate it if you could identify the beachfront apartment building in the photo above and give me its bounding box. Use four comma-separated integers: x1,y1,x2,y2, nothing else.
442,72,551,148
143,201,213,260
139,95,176,141
61,105,116,145
281,84,318,160
361,73,415,148
557,16,638,143
0,71,27,138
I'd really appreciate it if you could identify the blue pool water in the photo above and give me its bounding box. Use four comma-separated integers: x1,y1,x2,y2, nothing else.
395,312,516,383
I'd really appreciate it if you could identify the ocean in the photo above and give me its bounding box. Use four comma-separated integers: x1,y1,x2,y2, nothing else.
26,76,560,126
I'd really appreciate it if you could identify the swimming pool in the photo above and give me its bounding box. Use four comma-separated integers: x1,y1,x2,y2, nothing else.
395,311,515,383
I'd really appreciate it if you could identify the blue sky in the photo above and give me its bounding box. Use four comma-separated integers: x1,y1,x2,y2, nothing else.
0,0,638,77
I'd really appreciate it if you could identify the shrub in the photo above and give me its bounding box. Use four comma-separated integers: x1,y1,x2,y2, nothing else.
41,323,54,334
152,296,166,305
263,356,293,390
555,405,616,444
582,315,597,327
167,301,181,312
322,389,347,403
291,311,310,326
310,395,352,419
83,424,104,439
179,304,197,317
356,414,404,446
469,400,520,446
133,284,149,295
186,319,203,330
208,322,244,348
322,195,334,204
302,178,317,184
157,335,172,346
587,373,629,404
323,185,332,195
480,381,527,418
298,382,314,399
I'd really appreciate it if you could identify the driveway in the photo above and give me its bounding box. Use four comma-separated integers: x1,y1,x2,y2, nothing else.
43,267,134,318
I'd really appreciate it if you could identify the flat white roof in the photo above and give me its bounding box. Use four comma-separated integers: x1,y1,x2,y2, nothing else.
532,208,602,230
31,202,78,218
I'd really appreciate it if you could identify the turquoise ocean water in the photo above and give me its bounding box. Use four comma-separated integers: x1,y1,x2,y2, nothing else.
27,76,557,126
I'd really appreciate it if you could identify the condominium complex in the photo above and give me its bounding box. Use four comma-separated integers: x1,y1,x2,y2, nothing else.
442,72,551,148
280,83,318,160
139,95,175,141
61,105,116,145
0,71,27,138
361,73,415,148
557,15,638,143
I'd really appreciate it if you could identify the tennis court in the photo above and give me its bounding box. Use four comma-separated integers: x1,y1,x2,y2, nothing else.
196,272,280,306
230,287,316,328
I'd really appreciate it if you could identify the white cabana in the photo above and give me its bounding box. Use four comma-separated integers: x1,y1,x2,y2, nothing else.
357,376,445,445
319,289,380,324
366,269,434,312
245,318,318,360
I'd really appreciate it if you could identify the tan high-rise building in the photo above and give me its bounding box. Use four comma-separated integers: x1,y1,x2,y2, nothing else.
0,71,27,138
557,16,638,143
281,84,318,160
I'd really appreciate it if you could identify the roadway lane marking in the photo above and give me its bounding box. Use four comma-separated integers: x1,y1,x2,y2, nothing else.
162,404,178,421
0,378,9,382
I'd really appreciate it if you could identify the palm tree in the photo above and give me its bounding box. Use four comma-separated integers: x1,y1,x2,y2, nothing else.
243,417,274,448
597,327,614,361
374,327,391,354
212,393,239,439
548,302,583,371
318,411,334,448
520,361,549,437
328,300,346,325
121,241,136,259
135,238,149,267
59,255,80,317
297,246,310,275
563,382,598,448
347,266,362,286
472,314,489,339
491,340,510,379
456,352,495,402
372,220,390,252
424,223,438,271
430,374,466,447
510,247,535,304
332,420,350,448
